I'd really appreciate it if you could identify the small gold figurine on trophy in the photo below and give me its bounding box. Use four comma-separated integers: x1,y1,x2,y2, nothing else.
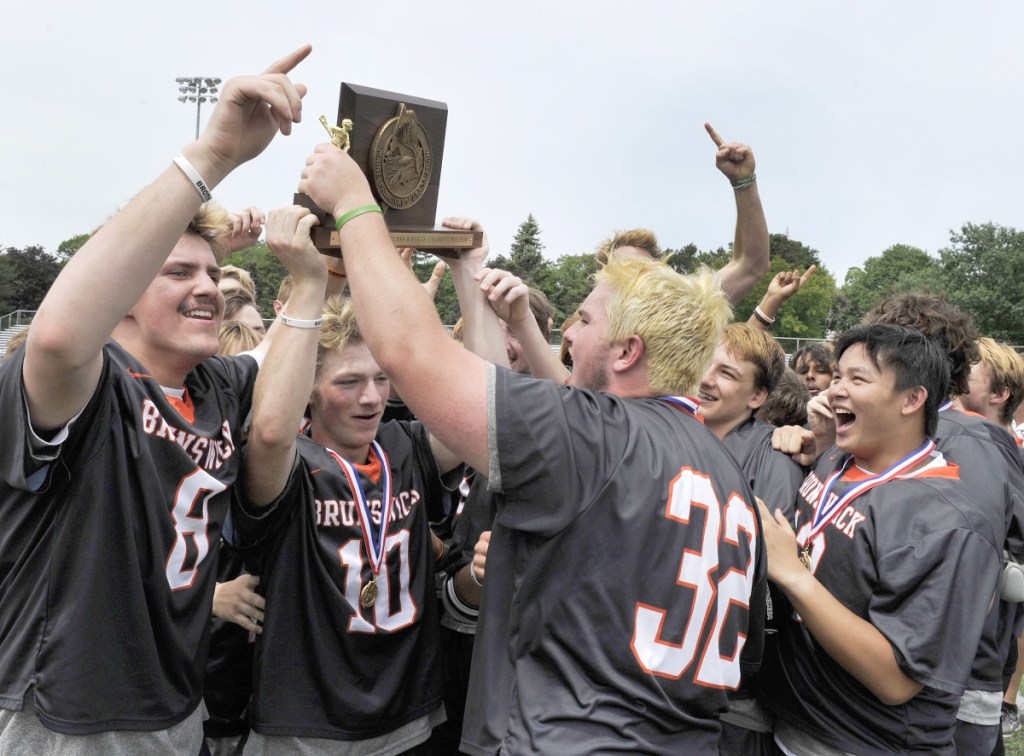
320,115,354,152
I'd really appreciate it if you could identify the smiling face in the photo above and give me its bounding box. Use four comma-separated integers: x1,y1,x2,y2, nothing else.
698,344,767,440
119,233,224,385
310,341,390,463
828,342,920,471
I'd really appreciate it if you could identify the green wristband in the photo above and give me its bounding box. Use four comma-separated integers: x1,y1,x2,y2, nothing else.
335,204,383,231
731,173,757,190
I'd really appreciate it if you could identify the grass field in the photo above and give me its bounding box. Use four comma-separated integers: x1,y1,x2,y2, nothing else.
1006,689,1024,756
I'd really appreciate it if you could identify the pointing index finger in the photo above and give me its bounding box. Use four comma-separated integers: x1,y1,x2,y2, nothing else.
263,44,313,75
704,122,724,148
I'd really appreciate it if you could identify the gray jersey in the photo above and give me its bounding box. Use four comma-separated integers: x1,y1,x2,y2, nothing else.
723,416,805,525
460,367,766,755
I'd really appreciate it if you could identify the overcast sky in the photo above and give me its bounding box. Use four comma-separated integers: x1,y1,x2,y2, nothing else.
3,1,1021,283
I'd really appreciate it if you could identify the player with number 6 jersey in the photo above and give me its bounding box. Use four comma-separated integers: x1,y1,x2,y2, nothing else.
0,339,258,734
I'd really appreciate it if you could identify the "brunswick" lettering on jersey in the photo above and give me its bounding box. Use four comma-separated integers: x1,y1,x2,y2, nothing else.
140,398,236,470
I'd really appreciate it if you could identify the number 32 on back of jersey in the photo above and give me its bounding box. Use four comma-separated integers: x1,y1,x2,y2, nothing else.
631,467,757,689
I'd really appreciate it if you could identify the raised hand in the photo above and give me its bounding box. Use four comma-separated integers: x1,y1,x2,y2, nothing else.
224,206,266,252
299,143,377,222
475,267,531,326
265,205,324,282
767,265,816,304
441,217,489,268
194,45,311,178
705,122,755,184
423,261,447,301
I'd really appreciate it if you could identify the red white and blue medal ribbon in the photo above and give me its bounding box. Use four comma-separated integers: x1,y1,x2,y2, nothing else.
658,395,701,419
807,439,936,543
328,441,393,600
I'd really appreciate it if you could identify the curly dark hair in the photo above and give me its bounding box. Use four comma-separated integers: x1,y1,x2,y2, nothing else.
861,292,979,398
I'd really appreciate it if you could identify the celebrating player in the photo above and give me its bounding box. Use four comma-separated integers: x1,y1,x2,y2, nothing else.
758,324,1004,753
0,46,309,752
595,123,770,305
695,323,804,752
234,205,470,753
298,143,766,753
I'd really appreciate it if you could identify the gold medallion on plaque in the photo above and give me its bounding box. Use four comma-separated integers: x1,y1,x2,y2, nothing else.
370,103,432,211
360,578,378,608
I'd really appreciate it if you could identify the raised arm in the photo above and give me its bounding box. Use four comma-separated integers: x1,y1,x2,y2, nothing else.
441,217,509,369
476,267,570,384
299,145,491,474
23,46,311,431
747,265,816,332
223,206,266,252
704,122,769,305
245,206,326,506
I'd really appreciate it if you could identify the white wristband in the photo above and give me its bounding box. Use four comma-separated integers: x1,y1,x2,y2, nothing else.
172,154,213,203
279,314,323,329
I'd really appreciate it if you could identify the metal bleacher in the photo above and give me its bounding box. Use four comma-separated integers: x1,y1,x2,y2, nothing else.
0,310,34,359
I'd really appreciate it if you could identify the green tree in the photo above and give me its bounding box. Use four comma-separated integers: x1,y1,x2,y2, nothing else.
534,253,598,324
0,246,62,311
490,214,548,285
0,255,16,313
768,233,821,269
734,255,836,338
829,244,943,334
56,233,90,265
939,222,1024,343
222,242,286,318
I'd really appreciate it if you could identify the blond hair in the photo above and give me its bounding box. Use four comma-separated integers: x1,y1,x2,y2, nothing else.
597,258,731,396
976,337,1024,426
315,295,362,379
219,264,256,298
721,323,786,395
187,202,232,263
595,228,662,266
217,320,262,356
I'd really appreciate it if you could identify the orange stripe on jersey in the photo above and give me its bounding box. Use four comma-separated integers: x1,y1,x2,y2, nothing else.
354,454,383,484
127,369,154,380
164,390,196,424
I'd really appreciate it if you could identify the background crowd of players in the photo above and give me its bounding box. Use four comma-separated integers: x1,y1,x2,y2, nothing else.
2,45,1024,756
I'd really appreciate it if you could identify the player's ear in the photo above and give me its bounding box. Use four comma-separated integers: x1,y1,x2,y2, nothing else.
992,387,1011,409
748,385,768,412
901,385,928,417
612,334,644,373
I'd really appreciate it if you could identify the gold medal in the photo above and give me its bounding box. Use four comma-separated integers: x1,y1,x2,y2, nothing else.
799,547,813,571
360,579,378,608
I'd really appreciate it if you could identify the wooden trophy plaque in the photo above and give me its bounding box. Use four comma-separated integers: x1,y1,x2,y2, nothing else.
295,83,481,260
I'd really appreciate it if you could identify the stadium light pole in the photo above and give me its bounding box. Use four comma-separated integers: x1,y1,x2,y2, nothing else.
176,77,221,139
